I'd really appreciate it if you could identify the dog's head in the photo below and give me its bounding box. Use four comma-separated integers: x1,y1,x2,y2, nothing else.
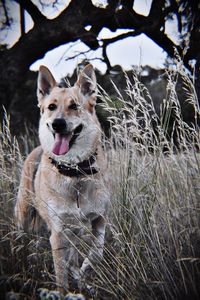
37,64,101,164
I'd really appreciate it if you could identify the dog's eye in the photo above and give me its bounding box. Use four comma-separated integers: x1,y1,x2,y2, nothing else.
48,103,57,111
69,103,78,110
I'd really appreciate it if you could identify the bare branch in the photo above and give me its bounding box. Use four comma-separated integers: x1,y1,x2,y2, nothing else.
14,0,47,23
1,0,11,27
20,4,25,36
64,49,92,62
102,43,112,71
102,30,141,46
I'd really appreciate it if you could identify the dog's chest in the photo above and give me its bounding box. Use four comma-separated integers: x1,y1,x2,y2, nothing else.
38,171,82,203
35,166,100,221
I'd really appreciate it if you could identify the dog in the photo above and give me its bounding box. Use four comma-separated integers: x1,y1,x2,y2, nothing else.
14,64,110,293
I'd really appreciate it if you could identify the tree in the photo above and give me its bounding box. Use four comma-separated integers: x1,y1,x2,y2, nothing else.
0,0,200,123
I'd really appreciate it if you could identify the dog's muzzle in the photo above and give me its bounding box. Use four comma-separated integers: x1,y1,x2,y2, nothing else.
51,118,83,156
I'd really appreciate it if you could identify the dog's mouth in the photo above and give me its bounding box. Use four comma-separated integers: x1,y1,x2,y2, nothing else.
52,124,83,156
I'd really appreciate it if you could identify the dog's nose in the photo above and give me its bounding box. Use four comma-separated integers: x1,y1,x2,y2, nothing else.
52,118,67,133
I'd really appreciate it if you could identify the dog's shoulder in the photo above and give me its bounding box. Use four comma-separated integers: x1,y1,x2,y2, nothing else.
23,145,43,176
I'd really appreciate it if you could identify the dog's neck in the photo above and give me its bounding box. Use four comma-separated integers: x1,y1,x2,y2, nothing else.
49,152,99,177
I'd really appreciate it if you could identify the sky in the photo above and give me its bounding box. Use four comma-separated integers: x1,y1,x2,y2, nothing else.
0,0,179,81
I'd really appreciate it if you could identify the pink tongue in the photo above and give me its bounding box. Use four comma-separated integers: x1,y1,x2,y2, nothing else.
52,134,71,155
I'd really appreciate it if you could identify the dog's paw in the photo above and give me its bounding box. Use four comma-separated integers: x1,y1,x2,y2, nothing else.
64,293,85,300
47,290,63,300
38,288,49,300
38,289,63,300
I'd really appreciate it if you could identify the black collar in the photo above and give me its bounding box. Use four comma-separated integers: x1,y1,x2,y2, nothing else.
49,153,98,177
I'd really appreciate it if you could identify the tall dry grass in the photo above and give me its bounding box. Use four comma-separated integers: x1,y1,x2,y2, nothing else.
0,62,200,299
0,115,53,299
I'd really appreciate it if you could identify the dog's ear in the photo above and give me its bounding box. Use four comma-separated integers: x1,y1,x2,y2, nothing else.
76,64,97,97
37,66,56,102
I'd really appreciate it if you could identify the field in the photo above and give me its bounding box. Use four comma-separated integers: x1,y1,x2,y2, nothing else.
0,63,200,300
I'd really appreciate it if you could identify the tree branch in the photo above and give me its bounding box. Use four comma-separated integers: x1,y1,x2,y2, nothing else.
102,44,112,71
121,0,134,10
148,0,165,18
1,0,11,26
14,0,47,23
102,30,141,46
20,4,25,36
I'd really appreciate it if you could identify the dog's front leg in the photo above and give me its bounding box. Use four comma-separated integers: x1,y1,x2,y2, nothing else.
80,215,106,277
50,228,80,293
50,230,70,293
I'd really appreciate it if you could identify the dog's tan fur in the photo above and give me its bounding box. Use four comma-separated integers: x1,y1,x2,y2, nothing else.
15,65,109,292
